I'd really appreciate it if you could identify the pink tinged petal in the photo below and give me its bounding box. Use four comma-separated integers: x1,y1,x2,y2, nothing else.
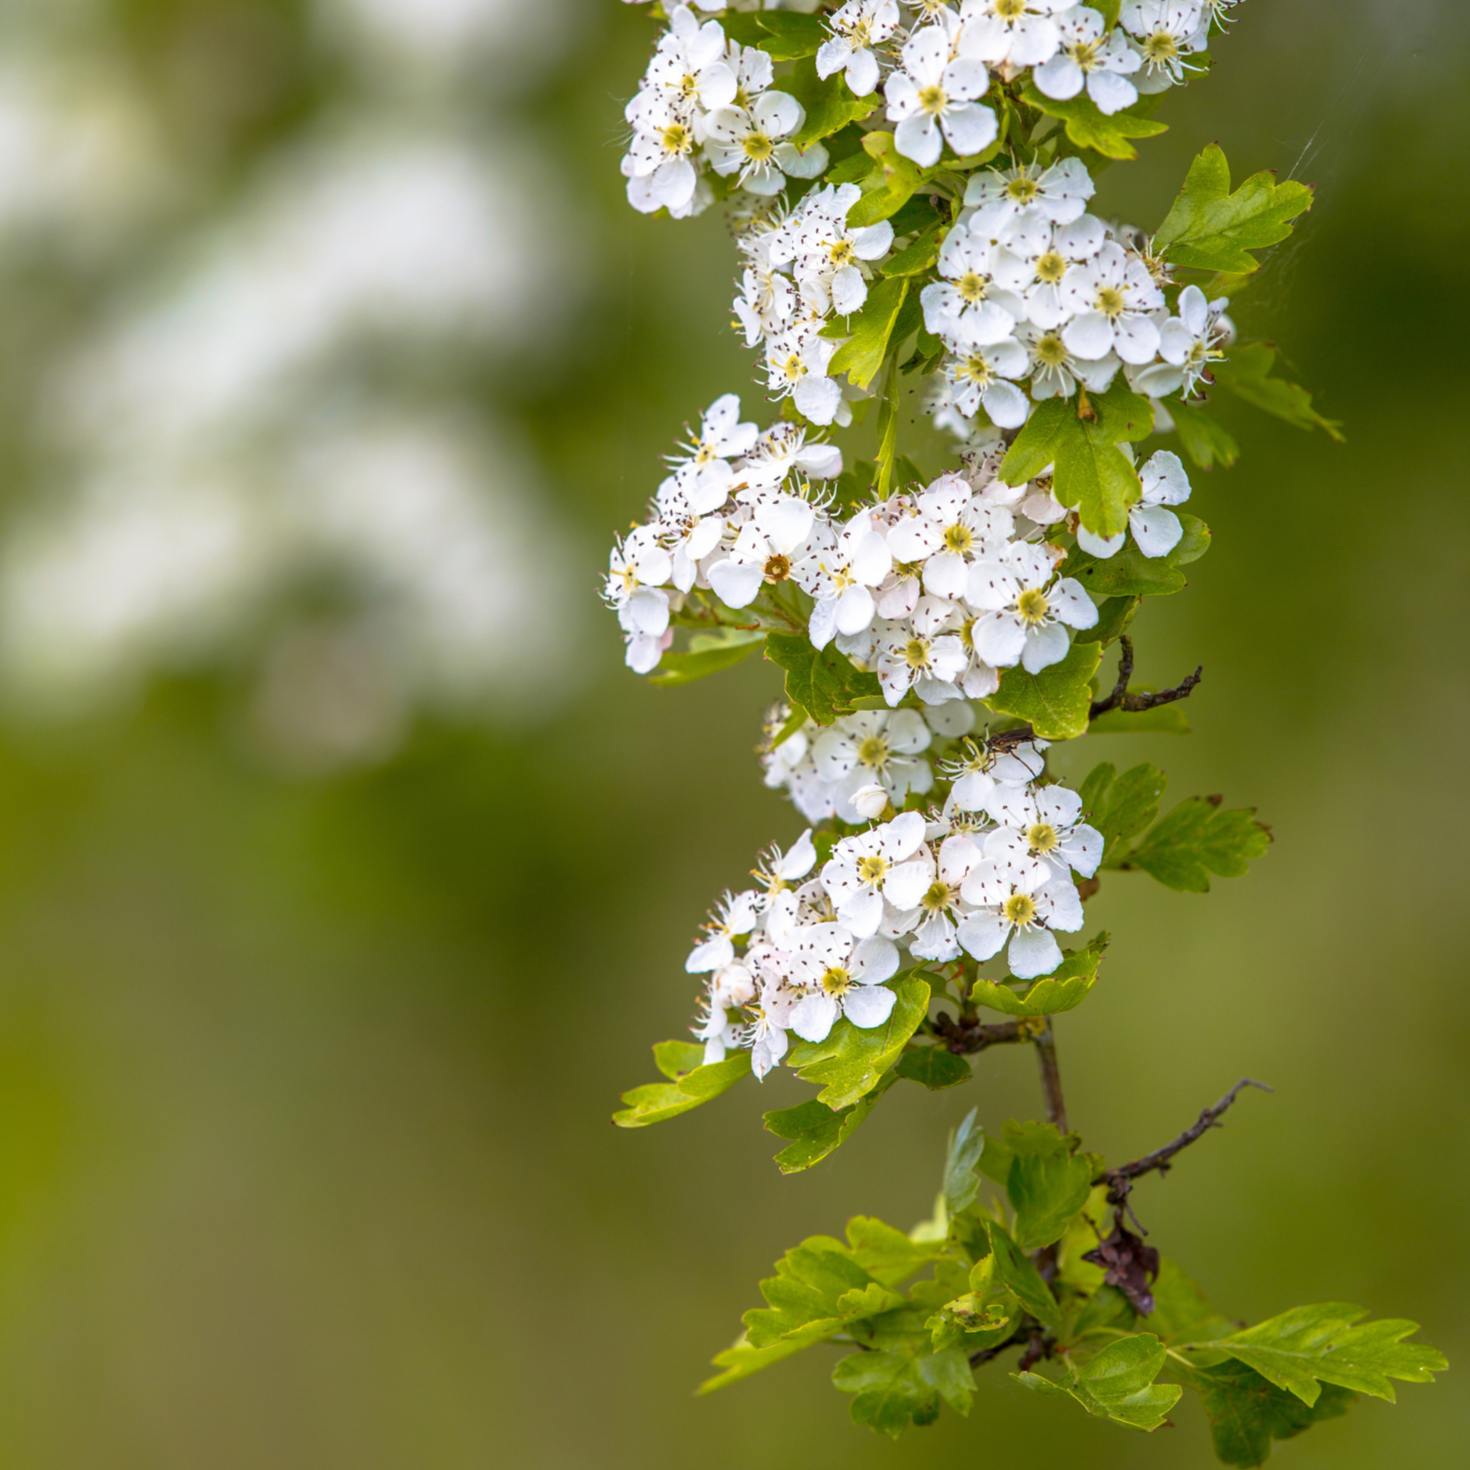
957,913,1010,962
1033,54,1084,99
1130,504,1183,558
851,935,901,984
1087,68,1138,115
1063,311,1115,360
707,557,764,609
1064,824,1105,878
839,889,885,938
974,612,1028,667
982,380,1029,430
791,993,841,1043
625,634,665,674
842,982,897,1029
1047,577,1099,628
895,113,943,167
1021,620,1071,674
1006,926,1062,980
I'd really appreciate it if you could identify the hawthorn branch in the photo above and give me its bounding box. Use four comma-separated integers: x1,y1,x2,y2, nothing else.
1103,1078,1273,1207
1033,1020,1069,1134
932,1013,1026,1055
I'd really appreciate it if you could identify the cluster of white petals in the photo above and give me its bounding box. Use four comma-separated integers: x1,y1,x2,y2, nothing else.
691,735,1102,1076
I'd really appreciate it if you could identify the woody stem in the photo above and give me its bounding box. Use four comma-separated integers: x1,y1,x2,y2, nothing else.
1034,1020,1068,1134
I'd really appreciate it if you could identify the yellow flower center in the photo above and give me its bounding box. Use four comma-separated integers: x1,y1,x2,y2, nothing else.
857,734,890,768
661,122,691,154
1005,175,1039,203
918,84,948,115
1003,893,1038,926
830,239,855,268
904,637,930,670
943,523,974,554
1016,587,1050,624
1070,39,1100,70
996,0,1027,19
1036,250,1067,284
958,270,990,303
858,854,889,885
1145,31,1179,64
921,881,953,914
764,553,791,580
958,353,994,387
1096,285,1126,317
782,352,806,382
821,965,853,996
743,131,774,162
1027,822,1059,855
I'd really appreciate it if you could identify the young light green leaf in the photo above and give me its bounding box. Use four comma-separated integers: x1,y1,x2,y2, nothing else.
1019,1333,1182,1430
783,58,881,149
698,1333,817,1395
1119,795,1271,892
764,633,882,725
1149,1259,1237,1346
847,129,927,227
829,276,911,390
1187,1362,1356,1468
1213,342,1345,439
742,1236,878,1349
1020,83,1168,160
647,634,763,686
1080,762,1166,850
1199,1303,1448,1406
970,933,1108,1017
997,396,1072,487
987,639,1103,740
1008,1140,1094,1250
874,360,902,497
894,1045,972,1090
613,1049,751,1128
943,1109,986,1215
832,1348,942,1436
1153,145,1314,273
763,1072,896,1174
652,1039,705,1079
744,11,826,59
986,1220,1063,1334
881,220,944,277
788,976,931,1108
1169,397,1241,469
845,1215,946,1287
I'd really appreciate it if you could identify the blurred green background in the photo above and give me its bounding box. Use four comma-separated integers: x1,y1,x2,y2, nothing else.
0,1,1461,1465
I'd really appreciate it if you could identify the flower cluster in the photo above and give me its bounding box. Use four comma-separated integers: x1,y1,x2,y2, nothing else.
691,735,1100,1076
604,393,1195,694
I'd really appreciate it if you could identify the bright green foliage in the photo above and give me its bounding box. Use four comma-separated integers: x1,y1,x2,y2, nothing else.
1169,397,1241,469
763,1075,894,1174
1065,512,1211,597
783,59,878,148
985,1220,1063,1333
1154,145,1314,273
844,130,930,227
1019,1333,1183,1430
881,220,944,277
1214,342,1345,439
1074,593,1139,647
971,934,1108,1017
828,276,911,388
943,1109,987,1214
1021,83,1168,160
764,633,882,724
785,975,930,1108
647,632,763,685
1004,1121,1095,1250
1117,795,1272,892
613,1047,750,1128
894,1045,972,1090
1190,1303,1449,1406
1189,1363,1356,1467
987,640,1102,738
1080,761,1167,849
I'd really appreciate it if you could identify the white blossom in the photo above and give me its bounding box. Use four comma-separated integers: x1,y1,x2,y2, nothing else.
706,493,817,608
1130,283,1230,398
884,473,1015,599
991,209,1107,330
794,510,893,648
686,889,761,973
873,598,969,706
812,708,934,820
964,157,1094,227
957,859,1084,978
965,540,1098,672
903,833,985,961
940,323,1030,427
622,96,702,217
1032,6,1143,114
1058,239,1166,364
776,183,896,316
920,217,1022,343
817,0,903,98
787,924,901,1040
959,0,1073,71
638,6,737,116
1076,449,1191,558
943,735,1049,814
885,25,997,168
1120,0,1208,92
820,809,931,936
705,92,828,196
765,319,850,427
987,783,1105,881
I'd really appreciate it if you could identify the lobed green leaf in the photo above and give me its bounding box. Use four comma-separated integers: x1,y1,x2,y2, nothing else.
1119,795,1271,892
987,640,1102,740
1021,82,1168,161
1213,342,1345,440
613,1048,751,1128
970,933,1108,1018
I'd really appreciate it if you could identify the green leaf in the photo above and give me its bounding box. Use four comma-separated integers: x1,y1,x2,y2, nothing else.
1079,762,1166,850
1087,700,1192,735
874,359,903,497
1008,1138,1094,1250
1149,1259,1237,1346
787,976,931,1108
698,1333,817,1395
613,1048,751,1127
1021,83,1168,161
1065,513,1211,598
845,1215,946,1287
1074,594,1139,647
986,1220,1062,1334
1153,145,1314,274
1213,342,1345,440
847,129,926,227
1188,1362,1356,1467
882,220,944,277
943,1109,986,1215
987,639,1102,740
647,634,763,685
783,58,880,150
829,276,911,390
1019,1333,1182,1430
1120,796,1272,892
764,633,882,725
970,933,1108,1017
652,1039,705,1079
742,1237,876,1349
997,396,1072,486
1169,397,1241,470
1199,1303,1448,1407
833,1348,942,1436
744,11,826,59
894,1045,972,1090
763,1074,895,1174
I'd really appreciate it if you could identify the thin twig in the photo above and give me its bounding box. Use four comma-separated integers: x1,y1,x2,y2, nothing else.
1103,1079,1273,1204
932,1013,1026,1055
990,656,1203,748
1034,1020,1068,1134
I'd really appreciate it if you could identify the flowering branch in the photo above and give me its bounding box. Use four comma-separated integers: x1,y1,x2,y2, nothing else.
604,0,1444,1459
